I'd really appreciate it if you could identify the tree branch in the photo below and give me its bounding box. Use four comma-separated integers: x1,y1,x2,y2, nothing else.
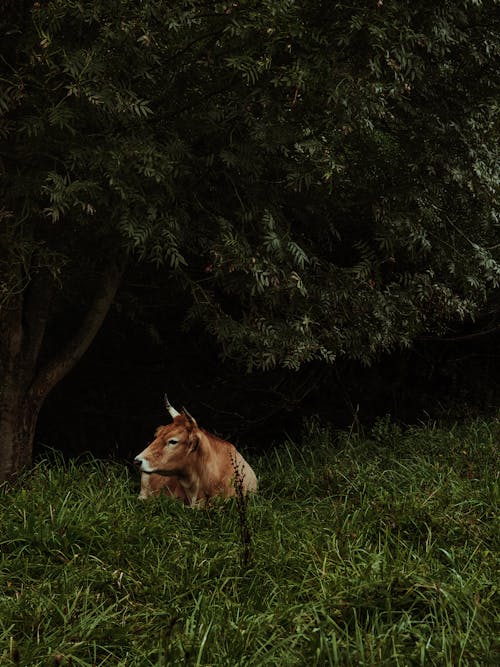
21,268,55,380
30,259,126,403
0,263,24,370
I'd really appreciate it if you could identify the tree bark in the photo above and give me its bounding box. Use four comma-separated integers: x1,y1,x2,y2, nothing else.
0,386,40,480
0,260,126,483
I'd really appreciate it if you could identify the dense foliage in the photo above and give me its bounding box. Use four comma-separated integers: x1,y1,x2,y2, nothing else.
2,0,499,370
1,419,498,665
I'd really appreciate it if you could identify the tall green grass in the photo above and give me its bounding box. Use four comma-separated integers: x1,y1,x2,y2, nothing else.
1,418,498,666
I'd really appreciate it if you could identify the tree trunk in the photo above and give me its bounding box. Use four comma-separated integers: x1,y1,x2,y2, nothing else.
0,260,126,483
0,385,41,482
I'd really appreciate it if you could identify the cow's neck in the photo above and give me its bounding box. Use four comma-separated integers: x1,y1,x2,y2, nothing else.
178,434,213,506
180,479,201,507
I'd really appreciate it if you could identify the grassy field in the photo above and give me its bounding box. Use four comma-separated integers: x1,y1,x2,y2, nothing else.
1,417,498,666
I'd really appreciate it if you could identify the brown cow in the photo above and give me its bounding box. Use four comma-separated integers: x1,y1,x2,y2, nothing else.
134,397,257,506
138,471,188,502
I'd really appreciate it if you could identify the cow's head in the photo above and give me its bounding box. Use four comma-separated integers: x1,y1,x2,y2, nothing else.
134,397,200,477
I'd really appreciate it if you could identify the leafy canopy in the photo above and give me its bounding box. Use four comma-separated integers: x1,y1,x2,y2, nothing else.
1,0,499,370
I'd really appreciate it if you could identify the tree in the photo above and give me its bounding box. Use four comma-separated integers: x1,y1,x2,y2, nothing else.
1,0,498,480
0,0,155,479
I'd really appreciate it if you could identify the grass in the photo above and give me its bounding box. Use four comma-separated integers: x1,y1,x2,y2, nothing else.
0,417,498,666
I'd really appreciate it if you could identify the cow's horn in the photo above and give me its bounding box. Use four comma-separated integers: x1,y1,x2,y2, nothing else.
164,394,180,418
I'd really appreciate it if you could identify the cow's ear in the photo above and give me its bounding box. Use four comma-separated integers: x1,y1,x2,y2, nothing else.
189,433,200,452
182,407,198,428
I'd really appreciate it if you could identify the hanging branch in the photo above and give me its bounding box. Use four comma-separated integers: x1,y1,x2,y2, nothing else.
29,259,126,405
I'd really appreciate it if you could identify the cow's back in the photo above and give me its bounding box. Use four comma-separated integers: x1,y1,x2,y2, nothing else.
201,432,258,497
230,447,258,495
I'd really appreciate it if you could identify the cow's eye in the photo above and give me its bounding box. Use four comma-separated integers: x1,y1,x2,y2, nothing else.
167,438,179,446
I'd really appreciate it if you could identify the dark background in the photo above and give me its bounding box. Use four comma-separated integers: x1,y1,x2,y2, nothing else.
36,297,500,463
